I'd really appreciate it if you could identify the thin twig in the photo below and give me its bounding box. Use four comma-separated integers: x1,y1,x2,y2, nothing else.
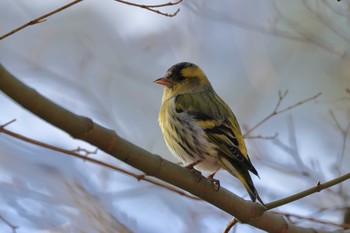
222,217,238,233
273,210,350,229
114,0,183,17
330,110,344,133
302,0,350,44
329,110,350,168
115,0,182,8
187,3,308,43
0,214,18,233
265,173,350,210
322,0,350,20
0,0,83,40
273,116,312,177
310,206,349,217
329,110,350,195
0,125,201,201
271,1,350,59
187,1,350,59
244,91,321,137
73,146,98,156
245,132,278,140
1,0,183,40
0,119,16,129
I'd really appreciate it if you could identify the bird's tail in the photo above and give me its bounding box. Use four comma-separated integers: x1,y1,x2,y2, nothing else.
219,157,265,208
242,174,265,208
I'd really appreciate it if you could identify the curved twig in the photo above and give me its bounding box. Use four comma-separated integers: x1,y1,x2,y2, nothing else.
0,0,183,40
244,91,321,137
0,122,201,201
0,0,83,40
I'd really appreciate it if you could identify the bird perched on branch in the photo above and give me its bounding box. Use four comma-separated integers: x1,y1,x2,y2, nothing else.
154,62,264,206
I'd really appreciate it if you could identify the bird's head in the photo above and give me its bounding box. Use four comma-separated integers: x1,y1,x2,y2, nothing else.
154,62,213,95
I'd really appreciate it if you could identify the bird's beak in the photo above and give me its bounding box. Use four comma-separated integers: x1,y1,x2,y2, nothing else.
154,77,172,88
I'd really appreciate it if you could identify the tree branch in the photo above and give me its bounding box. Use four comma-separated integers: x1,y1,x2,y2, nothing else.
0,0,183,41
222,217,238,233
266,174,350,210
0,124,200,201
244,91,321,137
0,64,347,232
0,214,18,233
113,0,182,17
0,0,83,41
274,210,350,229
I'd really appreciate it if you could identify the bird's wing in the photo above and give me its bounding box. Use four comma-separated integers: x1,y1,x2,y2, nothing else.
174,92,259,177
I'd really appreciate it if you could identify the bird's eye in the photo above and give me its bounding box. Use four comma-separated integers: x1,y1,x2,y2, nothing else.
173,74,185,82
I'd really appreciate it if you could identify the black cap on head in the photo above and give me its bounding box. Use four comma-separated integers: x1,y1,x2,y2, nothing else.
166,62,197,81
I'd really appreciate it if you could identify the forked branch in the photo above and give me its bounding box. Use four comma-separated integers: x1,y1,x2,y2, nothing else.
244,91,321,137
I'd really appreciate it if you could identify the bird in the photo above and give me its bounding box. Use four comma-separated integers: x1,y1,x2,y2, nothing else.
154,62,264,206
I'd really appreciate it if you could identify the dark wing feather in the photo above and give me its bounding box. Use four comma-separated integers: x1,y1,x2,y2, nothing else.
175,92,259,177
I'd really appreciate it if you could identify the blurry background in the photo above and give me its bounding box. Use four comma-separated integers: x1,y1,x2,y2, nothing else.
0,0,350,232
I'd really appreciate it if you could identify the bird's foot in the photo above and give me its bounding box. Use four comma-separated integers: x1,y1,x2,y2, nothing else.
189,168,202,176
184,159,203,170
207,172,220,191
184,160,203,176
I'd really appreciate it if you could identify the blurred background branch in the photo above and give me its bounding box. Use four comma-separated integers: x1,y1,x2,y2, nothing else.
0,214,18,233
244,91,321,137
0,121,201,201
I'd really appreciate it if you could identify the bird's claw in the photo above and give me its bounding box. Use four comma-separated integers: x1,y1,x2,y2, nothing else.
184,159,203,170
189,168,202,176
207,176,220,191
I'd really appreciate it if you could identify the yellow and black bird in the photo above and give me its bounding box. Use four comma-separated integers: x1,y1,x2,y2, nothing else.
154,62,264,206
